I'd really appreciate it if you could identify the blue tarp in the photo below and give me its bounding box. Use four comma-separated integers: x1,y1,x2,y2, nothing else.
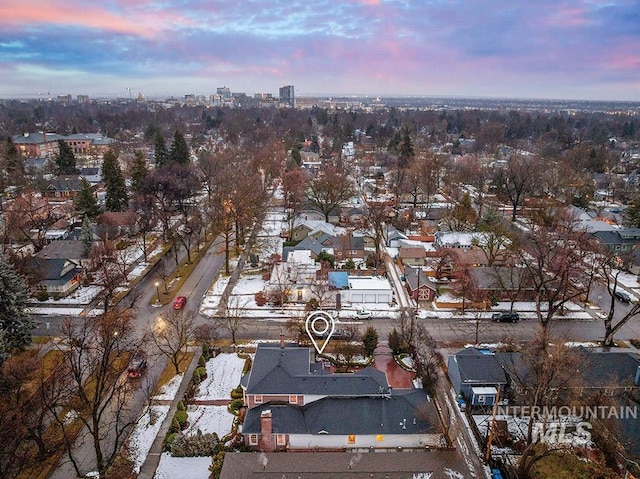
328,271,349,289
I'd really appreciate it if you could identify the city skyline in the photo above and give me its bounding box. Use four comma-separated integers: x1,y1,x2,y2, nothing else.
1,0,639,102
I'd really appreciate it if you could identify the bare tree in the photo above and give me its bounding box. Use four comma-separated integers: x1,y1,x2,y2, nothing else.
599,253,640,346
502,335,585,479
306,165,355,222
51,309,143,479
517,208,591,334
148,309,197,375
495,154,536,222
220,297,249,345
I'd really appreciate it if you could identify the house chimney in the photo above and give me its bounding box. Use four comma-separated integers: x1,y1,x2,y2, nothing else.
279,332,285,349
259,410,275,452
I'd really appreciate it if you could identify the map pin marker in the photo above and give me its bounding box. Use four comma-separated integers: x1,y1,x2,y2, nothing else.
305,310,336,355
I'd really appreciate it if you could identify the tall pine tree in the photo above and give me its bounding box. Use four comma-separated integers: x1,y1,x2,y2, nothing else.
154,130,168,167
0,254,33,355
75,178,100,219
55,140,77,175
169,130,190,165
102,150,128,212
129,150,148,193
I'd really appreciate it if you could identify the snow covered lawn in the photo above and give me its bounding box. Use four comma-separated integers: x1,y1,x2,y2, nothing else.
196,353,246,400
153,374,184,401
186,405,233,436
154,453,211,479
128,405,170,474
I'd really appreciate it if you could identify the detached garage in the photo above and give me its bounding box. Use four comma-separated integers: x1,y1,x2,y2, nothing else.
344,276,393,304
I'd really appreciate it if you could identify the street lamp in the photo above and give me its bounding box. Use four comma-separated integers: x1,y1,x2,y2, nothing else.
155,281,161,304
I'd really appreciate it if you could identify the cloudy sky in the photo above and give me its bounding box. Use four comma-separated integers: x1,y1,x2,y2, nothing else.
1,0,639,101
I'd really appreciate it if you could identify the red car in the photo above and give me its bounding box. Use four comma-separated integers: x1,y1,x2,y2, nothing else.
172,296,187,310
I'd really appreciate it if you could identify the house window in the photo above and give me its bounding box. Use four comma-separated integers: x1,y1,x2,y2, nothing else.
477,395,486,404
249,434,258,445
297,289,303,301
348,435,356,444
276,434,286,446
254,395,263,404
289,395,297,404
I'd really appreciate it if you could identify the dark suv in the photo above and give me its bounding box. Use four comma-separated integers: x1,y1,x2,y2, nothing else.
492,312,520,323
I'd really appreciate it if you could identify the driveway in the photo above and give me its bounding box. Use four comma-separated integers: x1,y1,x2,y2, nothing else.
371,343,415,389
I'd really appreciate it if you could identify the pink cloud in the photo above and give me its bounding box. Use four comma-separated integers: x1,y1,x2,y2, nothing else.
0,0,195,37
545,5,591,27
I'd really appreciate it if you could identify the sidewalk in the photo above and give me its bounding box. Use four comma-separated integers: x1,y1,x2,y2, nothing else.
137,346,202,479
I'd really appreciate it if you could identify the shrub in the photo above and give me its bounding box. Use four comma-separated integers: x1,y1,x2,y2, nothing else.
36,289,49,301
198,355,206,368
230,385,243,399
254,291,267,306
165,432,178,451
171,431,220,457
209,451,226,479
388,328,401,355
202,342,211,360
169,418,181,434
305,298,319,311
174,410,188,428
362,326,379,357
229,398,244,412
51,292,61,301
191,369,201,384
177,400,185,412
195,366,207,381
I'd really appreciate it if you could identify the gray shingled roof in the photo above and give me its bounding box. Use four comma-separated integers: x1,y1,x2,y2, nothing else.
244,390,439,436
220,450,467,479
452,348,507,385
246,344,389,396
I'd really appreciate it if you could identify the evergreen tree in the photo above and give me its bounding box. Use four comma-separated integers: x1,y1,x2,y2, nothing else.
81,216,94,254
4,136,24,179
154,130,168,167
75,178,100,219
129,150,148,192
0,253,33,354
362,326,379,357
55,140,77,175
623,195,640,228
102,149,128,212
169,130,190,165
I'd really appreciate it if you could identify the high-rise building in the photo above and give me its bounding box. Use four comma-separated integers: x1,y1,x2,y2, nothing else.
217,86,231,99
279,85,295,107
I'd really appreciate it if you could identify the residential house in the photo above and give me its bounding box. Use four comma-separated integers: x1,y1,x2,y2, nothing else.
268,249,320,303
44,176,89,200
96,211,139,239
469,266,534,301
32,239,89,296
404,266,438,302
592,228,640,271
242,343,442,451
434,231,487,250
285,232,365,263
398,244,427,267
447,348,508,407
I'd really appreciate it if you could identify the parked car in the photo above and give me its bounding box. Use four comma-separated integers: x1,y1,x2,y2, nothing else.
614,290,631,303
354,309,372,320
491,312,520,323
172,295,187,310
126,357,147,379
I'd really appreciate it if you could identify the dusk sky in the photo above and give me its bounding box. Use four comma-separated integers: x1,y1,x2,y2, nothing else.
1,0,639,101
